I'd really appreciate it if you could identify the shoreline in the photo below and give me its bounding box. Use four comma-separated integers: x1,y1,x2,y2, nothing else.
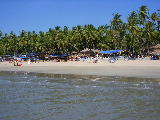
0,60,160,79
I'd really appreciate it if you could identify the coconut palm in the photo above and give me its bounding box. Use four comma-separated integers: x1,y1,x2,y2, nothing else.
71,25,83,51
0,5,159,57
126,11,141,55
9,31,19,55
110,13,123,49
96,25,110,50
82,24,98,50
0,33,9,55
53,26,69,54
137,5,149,25
150,12,159,24
142,21,157,53
19,30,28,54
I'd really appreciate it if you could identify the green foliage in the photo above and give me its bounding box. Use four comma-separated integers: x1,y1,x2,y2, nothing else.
0,6,159,56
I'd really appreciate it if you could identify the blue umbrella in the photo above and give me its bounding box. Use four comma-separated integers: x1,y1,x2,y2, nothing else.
100,50,123,54
29,53,36,55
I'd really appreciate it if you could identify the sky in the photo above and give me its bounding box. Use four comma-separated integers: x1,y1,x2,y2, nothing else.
0,0,160,35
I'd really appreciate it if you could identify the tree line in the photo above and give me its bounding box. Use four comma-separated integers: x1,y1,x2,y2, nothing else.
0,5,160,57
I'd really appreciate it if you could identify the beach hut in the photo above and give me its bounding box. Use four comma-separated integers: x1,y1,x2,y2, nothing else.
150,44,160,60
81,48,100,57
50,54,69,62
151,44,160,54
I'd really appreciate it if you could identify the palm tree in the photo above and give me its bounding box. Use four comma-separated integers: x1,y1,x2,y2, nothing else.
127,11,141,55
137,5,149,25
96,25,110,50
1,33,10,55
142,21,157,53
30,31,38,53
0,5,159,57
47,28,57,53
118,23,128,50
110,13,123,49
0,31,2,38
157,9,160,31
38,31,48,53
19,30,28,54
150,12,159,24
71,25,84,52
82,24,98,50
9,31,19,55
111,13,123,30
53,26,68,54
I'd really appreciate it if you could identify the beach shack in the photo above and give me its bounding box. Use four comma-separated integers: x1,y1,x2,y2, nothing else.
50,54,69,62
3,55,14,61
150,44,160,60
81,48,100,57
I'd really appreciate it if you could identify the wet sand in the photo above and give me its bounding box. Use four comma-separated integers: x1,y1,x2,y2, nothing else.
0,60,160,78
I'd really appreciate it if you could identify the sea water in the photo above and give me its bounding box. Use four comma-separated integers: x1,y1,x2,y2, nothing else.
0,71,160,120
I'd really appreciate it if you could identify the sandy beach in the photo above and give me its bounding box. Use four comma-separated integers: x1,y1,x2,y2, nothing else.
0,59,160,78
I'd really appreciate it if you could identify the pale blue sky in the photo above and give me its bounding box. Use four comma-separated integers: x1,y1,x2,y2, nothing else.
0,0,159,35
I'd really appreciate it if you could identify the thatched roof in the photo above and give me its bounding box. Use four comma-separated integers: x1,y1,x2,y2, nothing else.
81,48,100,53
150,51,160,55
152,44,160,49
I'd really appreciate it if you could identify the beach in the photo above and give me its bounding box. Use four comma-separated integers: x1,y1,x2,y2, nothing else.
0,59,160,78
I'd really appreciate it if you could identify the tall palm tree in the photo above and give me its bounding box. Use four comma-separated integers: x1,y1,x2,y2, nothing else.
38,31,48,53
72,25,85,52
157,9,160,31
19,30,28,54
1,33,10,55
9,31,19,55
54,26,68,54
127,11,141,55
137,5,149,25
110,13,123,49
82,24,98,50
96,25,110,50
30,31,38,53
142,21,157,53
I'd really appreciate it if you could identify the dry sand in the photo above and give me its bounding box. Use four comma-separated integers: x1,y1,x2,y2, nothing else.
0,60,160,78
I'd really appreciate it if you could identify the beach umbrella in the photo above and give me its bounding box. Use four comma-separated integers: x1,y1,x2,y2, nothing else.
29,53,36,55
100,50,123,54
